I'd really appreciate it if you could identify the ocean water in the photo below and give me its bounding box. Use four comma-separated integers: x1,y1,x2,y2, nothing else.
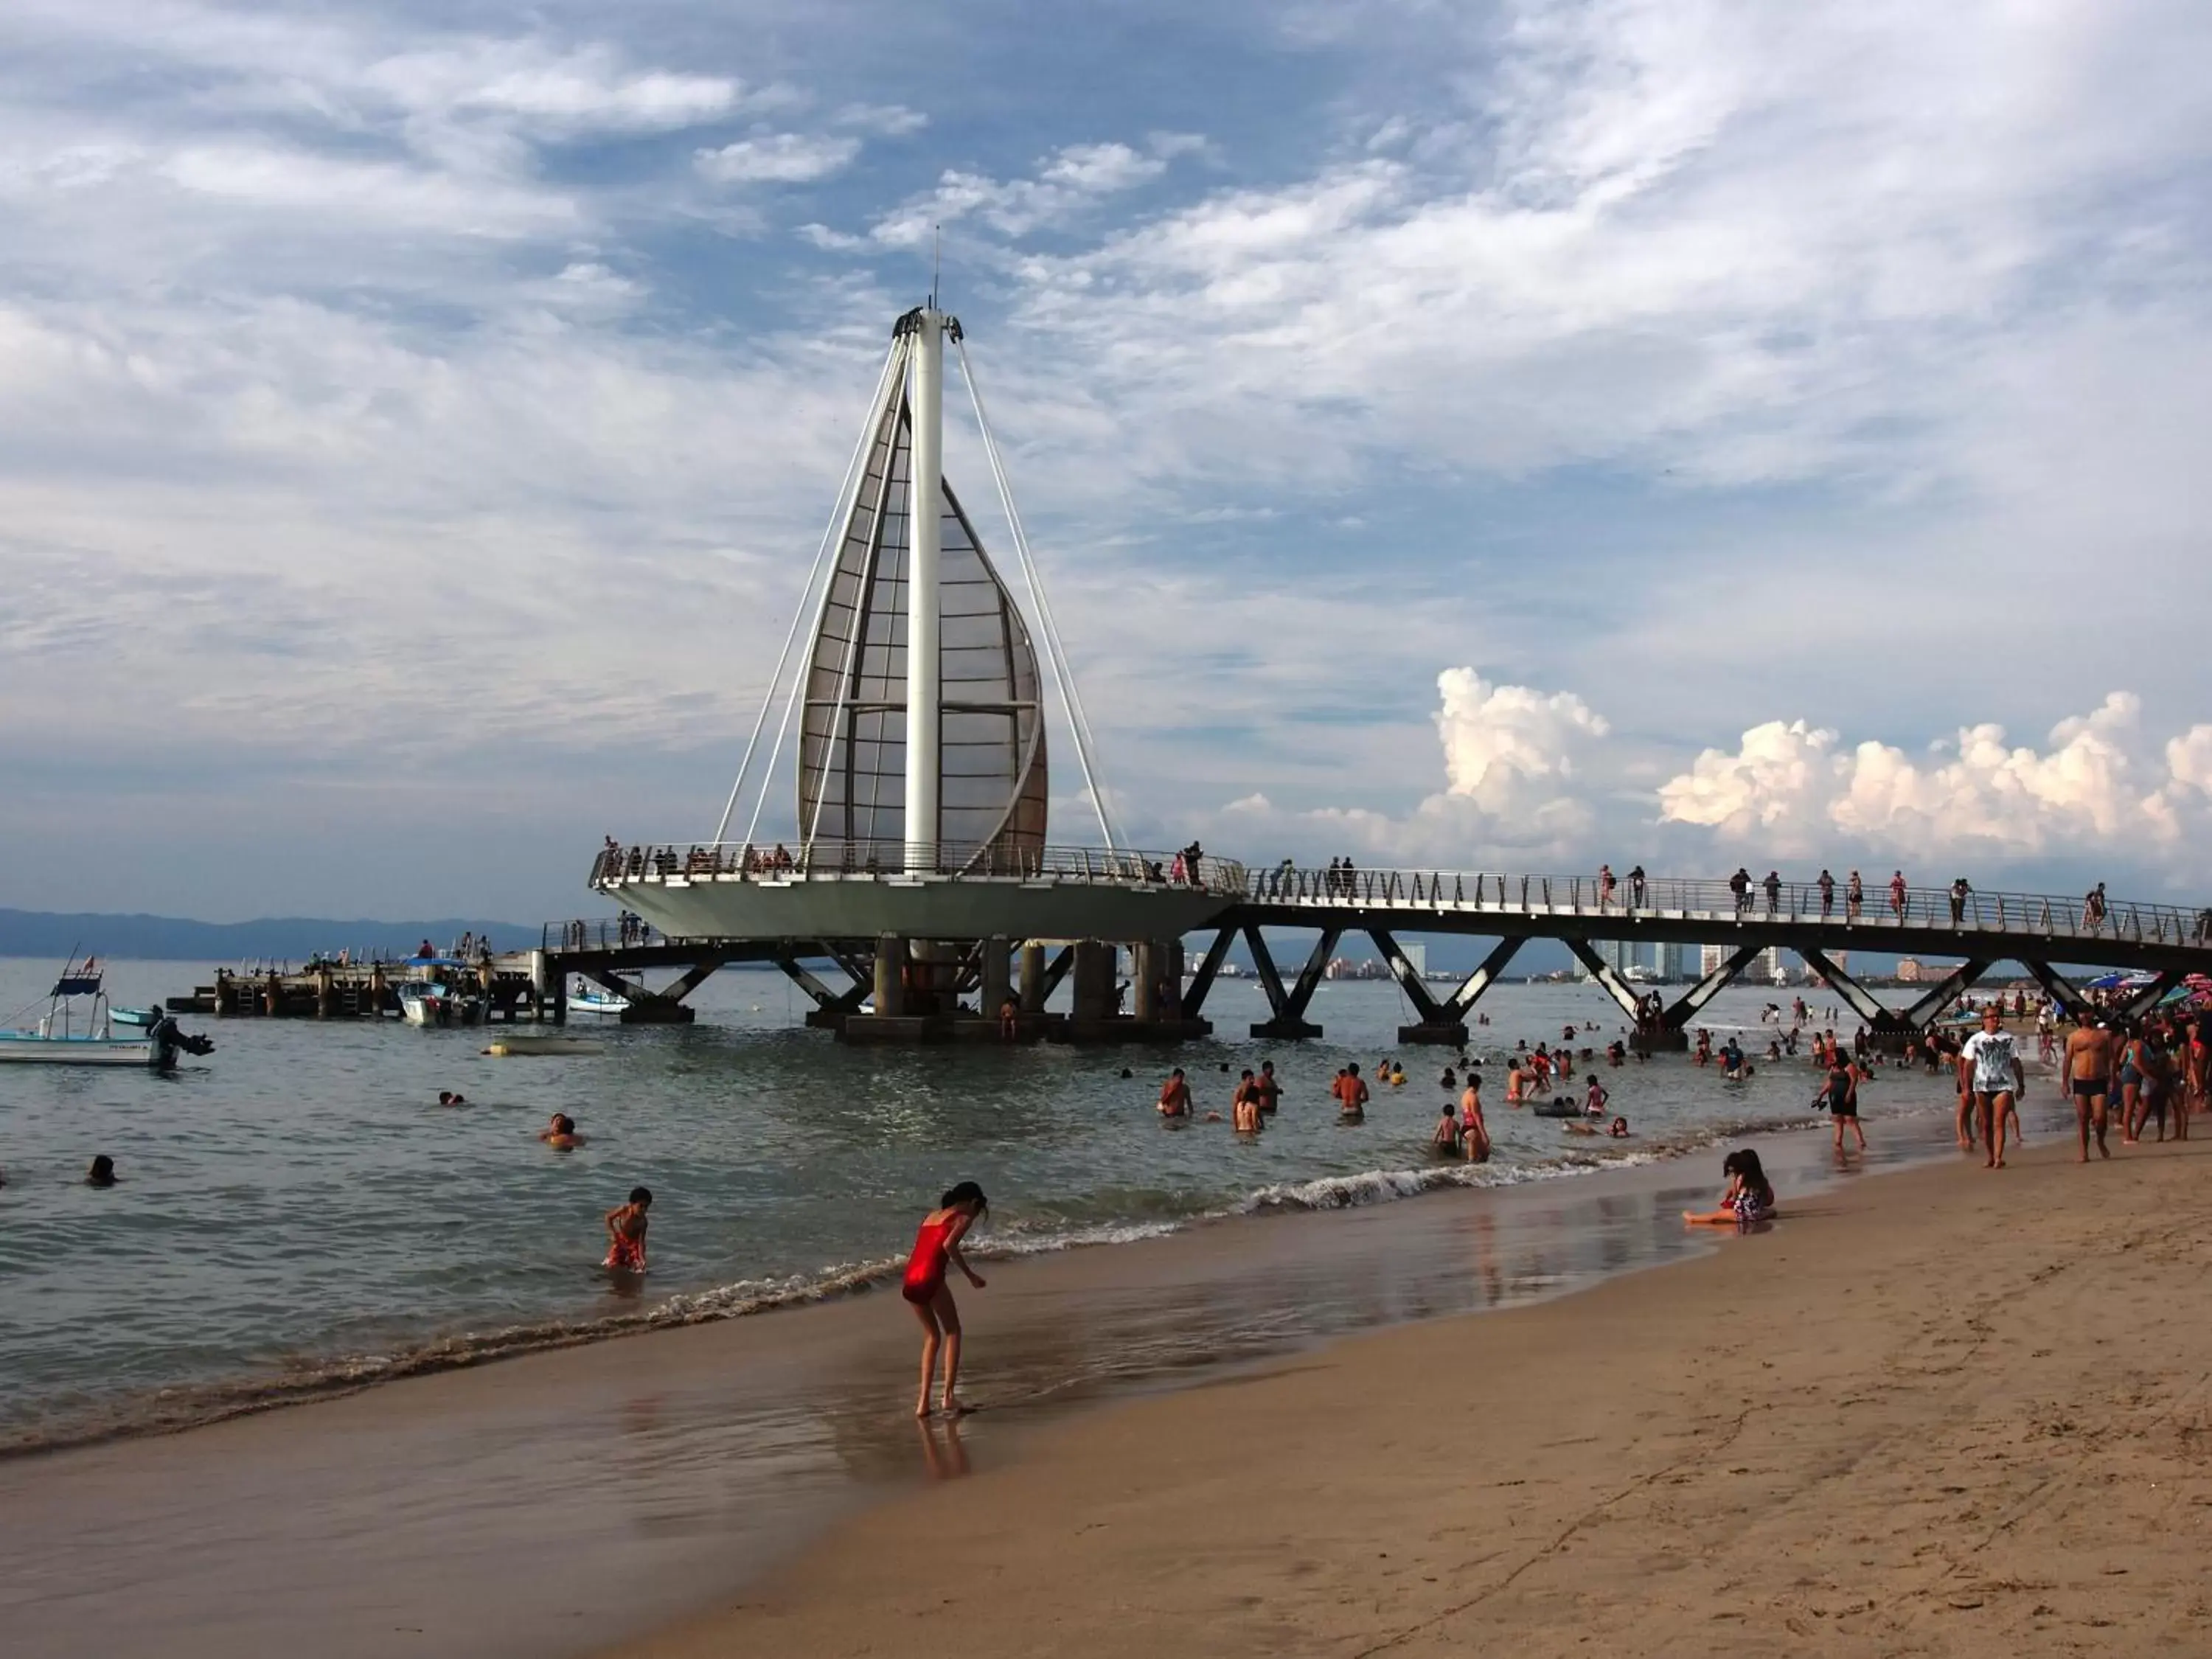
0,959,1941,1450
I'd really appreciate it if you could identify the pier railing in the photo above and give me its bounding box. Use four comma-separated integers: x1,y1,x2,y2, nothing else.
1237,864,2212,947
591,840,1250,897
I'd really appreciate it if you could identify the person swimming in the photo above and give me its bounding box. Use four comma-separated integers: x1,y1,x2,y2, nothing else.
438,1091,468,1106
1608,1116,1630,1138
603,1186,651,1273
539,1113,585,1150
86,1155,118,1188
902,1181,989,1418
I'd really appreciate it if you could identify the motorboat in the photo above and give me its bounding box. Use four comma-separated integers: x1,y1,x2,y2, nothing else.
397,976,484,1027
570,975,636,1016
0,959,215,1068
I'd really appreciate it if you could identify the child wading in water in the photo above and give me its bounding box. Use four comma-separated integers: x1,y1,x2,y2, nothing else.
603,1186,651,1273
902,1182,989,1417
1683,1150,1776,1227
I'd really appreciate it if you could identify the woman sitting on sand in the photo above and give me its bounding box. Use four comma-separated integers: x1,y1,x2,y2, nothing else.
1684,1150,1775,1227
902,1181,989,1418
538,1113,585,1150
603,1186,651,1273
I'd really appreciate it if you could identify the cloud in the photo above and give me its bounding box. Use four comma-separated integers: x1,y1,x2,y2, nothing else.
695,132,863,184
869,136,1199,246
1658,693,2200,860
1211,674,2212,886
834,102,928,136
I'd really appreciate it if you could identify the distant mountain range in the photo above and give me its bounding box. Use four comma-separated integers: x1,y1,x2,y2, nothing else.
0,910,551,964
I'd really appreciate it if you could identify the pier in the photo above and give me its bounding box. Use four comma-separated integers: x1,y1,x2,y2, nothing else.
179,309,2212,1054
588,846,2212,1050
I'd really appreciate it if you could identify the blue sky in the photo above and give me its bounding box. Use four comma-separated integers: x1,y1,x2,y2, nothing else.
2,0,2210,922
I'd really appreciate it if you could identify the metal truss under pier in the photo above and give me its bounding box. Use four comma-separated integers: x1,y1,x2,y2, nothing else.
583,849,2212,1046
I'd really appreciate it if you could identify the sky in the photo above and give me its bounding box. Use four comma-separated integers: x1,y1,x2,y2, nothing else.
2,0,2210,923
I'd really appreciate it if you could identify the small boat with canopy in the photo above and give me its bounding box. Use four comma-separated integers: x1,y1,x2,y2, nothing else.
0,957,215,1068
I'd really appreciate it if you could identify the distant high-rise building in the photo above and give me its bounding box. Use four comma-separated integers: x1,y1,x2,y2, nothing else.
1700,943,1729,977
1756,945,1785,985
1401,940,1427,978
1581,939,1635,979
1652,942,1688,982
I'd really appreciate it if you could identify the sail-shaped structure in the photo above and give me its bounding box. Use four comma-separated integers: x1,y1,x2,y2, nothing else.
590,306,1231,960
795,319,1047,873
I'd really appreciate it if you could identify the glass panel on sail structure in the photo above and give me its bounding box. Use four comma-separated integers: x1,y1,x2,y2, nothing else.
798,375,1048,872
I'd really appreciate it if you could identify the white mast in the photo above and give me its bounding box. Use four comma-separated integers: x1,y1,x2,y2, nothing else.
905,306,945,872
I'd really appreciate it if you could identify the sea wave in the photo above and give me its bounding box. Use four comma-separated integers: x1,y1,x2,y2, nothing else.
0,1098,1916,1460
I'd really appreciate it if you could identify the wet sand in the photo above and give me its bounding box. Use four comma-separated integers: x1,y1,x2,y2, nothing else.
0,1107,1938,1658
618,1131,2212,1659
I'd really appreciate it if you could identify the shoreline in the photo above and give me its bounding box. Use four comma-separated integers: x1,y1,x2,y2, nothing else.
0,1087,1979,1659
0,1080,1913,1462
613,1126,2212,1659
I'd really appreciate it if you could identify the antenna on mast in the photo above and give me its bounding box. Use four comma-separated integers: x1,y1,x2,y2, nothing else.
931,223,941,310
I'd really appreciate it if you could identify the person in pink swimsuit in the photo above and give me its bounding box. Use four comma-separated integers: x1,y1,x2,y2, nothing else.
902,1182,990,1418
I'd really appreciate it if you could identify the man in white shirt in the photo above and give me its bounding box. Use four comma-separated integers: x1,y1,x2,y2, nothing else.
1958,1005,2026,1169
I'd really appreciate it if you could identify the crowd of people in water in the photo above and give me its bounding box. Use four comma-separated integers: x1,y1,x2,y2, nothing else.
31,967,2205,1425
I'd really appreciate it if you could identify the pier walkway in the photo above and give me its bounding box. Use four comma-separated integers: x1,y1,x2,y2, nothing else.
584,846,2212,1046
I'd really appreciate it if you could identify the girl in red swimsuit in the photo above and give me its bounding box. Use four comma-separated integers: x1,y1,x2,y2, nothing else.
902,1181,989,1418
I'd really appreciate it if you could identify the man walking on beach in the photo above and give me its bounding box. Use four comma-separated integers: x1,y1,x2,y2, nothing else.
2062,1017,2118,1161
1958,1006,2025,1169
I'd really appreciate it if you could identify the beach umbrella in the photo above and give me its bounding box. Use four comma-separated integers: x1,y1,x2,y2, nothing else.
2084,972,2129,990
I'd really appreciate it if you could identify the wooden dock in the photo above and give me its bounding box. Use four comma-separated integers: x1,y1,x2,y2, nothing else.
165,959,543,1021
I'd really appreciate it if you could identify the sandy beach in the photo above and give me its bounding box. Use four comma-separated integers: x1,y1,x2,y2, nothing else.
616,1133,2212,1659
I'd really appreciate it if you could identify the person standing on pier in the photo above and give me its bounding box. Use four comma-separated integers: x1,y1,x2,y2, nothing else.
1949,877,1972,925
1888,871,1908,919
1729,868,1752,913
1599,864,1616,907
1818,870,1835,917
1763,870,1783,916
1846,869,1864,919
1627,864,1646,907
2082,883,2108,928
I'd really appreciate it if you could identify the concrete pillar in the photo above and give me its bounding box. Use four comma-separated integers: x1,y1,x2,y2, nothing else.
980,936,1012,1018
315,968,333,1019
1132,942,1158,1021
529,949,548,1024
1019,942,1047,1014
1164,939,1186,1018
874,935,908,1018
1071,941,1115,1022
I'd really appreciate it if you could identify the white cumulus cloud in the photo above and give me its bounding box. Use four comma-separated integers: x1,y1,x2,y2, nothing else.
695,133,862,184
